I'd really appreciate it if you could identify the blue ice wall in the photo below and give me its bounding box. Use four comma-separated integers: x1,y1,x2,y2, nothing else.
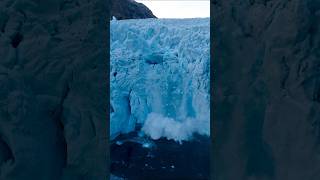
110,18,210,142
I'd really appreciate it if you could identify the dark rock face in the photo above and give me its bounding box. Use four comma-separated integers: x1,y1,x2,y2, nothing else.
0,0,108,179
212,0,320,180
110,0,156,20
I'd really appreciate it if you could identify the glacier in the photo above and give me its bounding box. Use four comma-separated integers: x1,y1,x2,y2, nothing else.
110,18,210,142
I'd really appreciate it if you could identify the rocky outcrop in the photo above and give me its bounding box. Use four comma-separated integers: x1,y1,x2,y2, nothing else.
0,0,108,179
110,0,156,20
212,0,320,180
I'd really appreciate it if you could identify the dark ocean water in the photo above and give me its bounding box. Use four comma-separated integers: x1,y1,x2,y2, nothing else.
110,132,210,180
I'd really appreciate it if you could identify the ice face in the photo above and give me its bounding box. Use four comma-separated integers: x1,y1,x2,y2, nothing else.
110,18,210,142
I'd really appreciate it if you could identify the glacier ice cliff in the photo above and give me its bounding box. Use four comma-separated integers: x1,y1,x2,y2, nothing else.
111,18,210,142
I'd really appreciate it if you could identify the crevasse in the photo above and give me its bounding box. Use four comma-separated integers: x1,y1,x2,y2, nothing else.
110,18,210,142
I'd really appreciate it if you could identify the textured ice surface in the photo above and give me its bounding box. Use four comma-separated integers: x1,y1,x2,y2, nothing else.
111,18,210,141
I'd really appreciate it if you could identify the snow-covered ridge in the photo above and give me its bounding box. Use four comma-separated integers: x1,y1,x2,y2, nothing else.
111,18,210,142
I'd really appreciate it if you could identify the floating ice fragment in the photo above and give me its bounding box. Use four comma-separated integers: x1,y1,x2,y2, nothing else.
142,142,152,148
115,141,123,145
